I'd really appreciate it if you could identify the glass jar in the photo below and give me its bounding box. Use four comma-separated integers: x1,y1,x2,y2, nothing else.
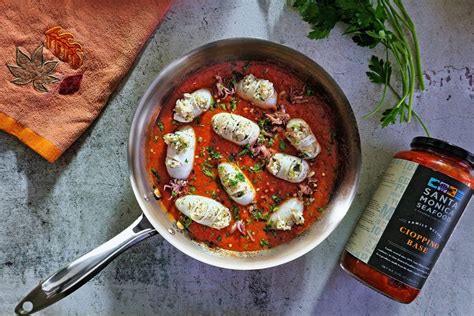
341,137,473,303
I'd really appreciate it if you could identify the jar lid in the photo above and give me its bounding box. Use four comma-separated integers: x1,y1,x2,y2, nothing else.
411,137,474,167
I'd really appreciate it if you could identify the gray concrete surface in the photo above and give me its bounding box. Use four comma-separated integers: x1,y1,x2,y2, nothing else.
1,0,473,315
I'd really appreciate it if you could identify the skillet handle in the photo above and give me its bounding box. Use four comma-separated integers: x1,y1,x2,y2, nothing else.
15,214,157,315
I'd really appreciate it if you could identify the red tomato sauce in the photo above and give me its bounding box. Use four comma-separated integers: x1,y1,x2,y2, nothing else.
146,61,339,251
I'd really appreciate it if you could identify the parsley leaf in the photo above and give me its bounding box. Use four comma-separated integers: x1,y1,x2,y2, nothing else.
207,146,222,160
367,55,392,84
156,120,164,132
249,162,264,173
230,97,238,112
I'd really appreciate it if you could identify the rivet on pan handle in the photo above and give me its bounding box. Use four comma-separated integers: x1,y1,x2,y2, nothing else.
15,214,157,315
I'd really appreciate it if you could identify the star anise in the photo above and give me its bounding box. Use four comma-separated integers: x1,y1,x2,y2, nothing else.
6,45,59,92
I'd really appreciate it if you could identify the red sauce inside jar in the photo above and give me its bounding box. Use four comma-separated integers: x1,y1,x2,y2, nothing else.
341,137,473,303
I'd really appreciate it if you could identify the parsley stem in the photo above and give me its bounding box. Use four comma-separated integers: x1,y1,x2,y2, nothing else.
394,0,425,90
365,48,391,119
388,83,430,136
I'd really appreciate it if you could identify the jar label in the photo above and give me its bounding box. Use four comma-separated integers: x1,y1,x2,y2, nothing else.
346,158,472,289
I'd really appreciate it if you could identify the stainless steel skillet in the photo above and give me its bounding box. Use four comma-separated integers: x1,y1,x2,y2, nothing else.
15,38,361,314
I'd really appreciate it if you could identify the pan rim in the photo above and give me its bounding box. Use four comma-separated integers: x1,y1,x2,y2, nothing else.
128,37,361,270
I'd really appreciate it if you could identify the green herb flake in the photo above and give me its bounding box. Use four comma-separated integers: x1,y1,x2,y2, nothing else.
251,209,264,221
249,162,264,173
237,148,249,157
258,118,272,132
189,186,197,193
271,194,282,204
203,167,215,179
236,172,245,181
156,120,164,132
207,146,222,160
260,239,269,248
209,98,216,111
211,191,220,200
217,235,222,242
195,116,202,126
231,204,240,220
279,140,287,151
230,97,238,111
150,168,161,183
182,216,193,229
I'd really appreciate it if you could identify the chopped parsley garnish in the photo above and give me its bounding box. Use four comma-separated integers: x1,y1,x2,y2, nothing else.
189,186,197,193
207,146,222,159
217,235,222,242
202,162,215,179
270,204,278,212
237,145,251,157
195,116,202,126
249,162,264,173
258,118,272,132
235,172,245,181
271,194,282,204
210,99,216,110
182,216,192,229
219,103,227,110
150,168,161,182
317,207,325,213
230,97,238,111
263,222,273,232
202,167,215,179
210,191,220,200
260,239,269,247
231,204,240,220
226,173,245,187
156,120,164,131
279,140,287,151
251,208,265,221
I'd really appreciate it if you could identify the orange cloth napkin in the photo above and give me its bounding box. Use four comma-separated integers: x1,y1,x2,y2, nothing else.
0,0,172,162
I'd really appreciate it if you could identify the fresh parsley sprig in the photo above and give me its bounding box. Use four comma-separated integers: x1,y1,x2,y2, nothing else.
291,0,429,135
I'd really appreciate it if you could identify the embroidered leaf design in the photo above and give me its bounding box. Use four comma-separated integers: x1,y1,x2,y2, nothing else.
16,48,32,67
31,45,44,67
8,66,35,83
58,74,83,95
45,26,84,69
6,45,59,92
